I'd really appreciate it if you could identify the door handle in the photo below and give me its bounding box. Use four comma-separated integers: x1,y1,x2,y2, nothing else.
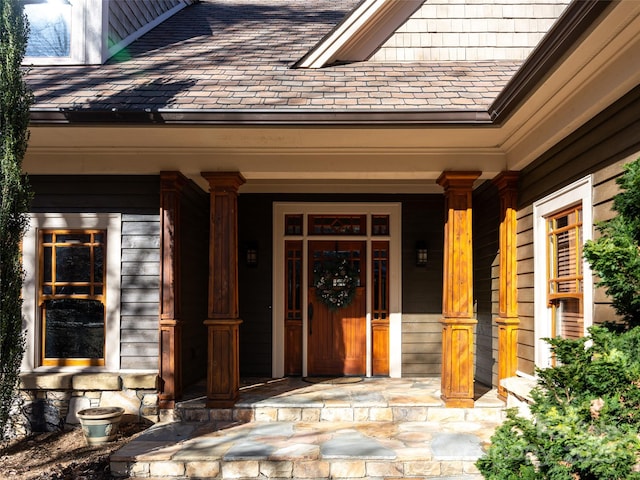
308,302,314,335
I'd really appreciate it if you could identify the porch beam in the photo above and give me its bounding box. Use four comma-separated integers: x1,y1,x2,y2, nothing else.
202,171,246,408
158,171,186,409
437,171,480,408
493,171,520,399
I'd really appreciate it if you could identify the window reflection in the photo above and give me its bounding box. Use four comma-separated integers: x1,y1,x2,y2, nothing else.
25,1,72,57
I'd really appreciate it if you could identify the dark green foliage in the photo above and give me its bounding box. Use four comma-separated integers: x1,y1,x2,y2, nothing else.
479,158,640,478
584,158,640,326
0,0,32,440
477,326,640,479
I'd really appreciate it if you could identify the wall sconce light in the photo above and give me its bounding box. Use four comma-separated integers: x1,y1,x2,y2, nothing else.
416,241,428,267
246,242,258,267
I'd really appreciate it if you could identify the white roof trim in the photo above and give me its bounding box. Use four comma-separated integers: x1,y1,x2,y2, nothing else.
296,0,423,69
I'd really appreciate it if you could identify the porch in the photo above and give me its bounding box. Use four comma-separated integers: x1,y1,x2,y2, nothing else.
111,377,505,479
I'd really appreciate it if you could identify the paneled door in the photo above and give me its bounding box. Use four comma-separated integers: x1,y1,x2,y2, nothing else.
307,240,366,376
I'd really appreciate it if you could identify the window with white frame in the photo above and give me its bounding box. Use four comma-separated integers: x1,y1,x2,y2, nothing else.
533,176,593,369
22,213,121,371
23,0,106,65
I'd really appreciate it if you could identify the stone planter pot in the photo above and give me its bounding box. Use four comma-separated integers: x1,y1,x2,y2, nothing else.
77,407,124,445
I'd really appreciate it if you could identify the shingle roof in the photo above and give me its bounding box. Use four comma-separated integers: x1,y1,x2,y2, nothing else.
27,0,522,113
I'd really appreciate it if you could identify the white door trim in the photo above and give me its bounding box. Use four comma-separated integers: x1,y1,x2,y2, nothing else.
273,202,402,378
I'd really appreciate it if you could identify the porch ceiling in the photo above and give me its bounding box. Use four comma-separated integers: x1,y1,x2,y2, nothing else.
22,1,640,194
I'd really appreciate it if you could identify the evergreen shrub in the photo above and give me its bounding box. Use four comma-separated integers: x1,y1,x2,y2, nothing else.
477,157,640,479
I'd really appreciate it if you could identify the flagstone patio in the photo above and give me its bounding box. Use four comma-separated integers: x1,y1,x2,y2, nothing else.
111,377,505,479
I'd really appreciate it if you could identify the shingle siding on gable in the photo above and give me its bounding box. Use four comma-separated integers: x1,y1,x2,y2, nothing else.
370,0,571,62
108,0,188,49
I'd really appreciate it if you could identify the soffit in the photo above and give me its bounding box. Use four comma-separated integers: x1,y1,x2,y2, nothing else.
23,1,640,193
498,0,640,170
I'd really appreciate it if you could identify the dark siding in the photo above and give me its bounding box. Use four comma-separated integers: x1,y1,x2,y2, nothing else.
516,86,640,374
238,195,274,376
178,182,209,387
238,193,445,377
30,175,159,214
519,85,640,208
401,196,444,377
473,181,500,387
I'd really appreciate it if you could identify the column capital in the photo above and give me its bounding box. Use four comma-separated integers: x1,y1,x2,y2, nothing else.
492,171,519,193
201,171,246,192
160,171,189,191
437,171,481,191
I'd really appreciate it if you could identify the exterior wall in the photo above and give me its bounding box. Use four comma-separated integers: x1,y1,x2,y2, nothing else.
401,196,444,377
515,86,640,375
515,203,535,375
238,193,445,378
472,181,500,386
238,195,274,376
591,161,629,324
121,214,161,370
370,0,570,62
19,175,161,435
178,183,210,387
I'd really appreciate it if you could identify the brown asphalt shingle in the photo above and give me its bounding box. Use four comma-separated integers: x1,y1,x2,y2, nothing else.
27,0,521,112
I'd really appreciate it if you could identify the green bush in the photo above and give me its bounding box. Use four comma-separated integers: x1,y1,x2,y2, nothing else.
584,159,640,327
478,157,640,479
477,326,640,479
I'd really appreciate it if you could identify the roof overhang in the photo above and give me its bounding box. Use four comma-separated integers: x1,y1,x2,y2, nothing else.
24,0,640,194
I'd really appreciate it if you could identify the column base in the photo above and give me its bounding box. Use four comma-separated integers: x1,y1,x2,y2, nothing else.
205,318,242,408
442,397,475,408
496,316,519,400
441,316,477,408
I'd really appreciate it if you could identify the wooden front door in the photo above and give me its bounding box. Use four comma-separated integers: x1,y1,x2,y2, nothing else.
307,241,366,376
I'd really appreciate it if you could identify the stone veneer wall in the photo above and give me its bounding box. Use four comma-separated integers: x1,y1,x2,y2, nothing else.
11,373,160,438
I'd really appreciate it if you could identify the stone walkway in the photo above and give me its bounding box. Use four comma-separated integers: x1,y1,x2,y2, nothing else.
111,377,505,479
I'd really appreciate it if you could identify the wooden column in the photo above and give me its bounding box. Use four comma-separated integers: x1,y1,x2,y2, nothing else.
437,171,480,408
201,172,245,408
159,171,186,409
493,171,520,399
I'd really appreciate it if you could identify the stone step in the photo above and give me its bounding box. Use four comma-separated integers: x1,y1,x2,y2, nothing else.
176,402,505,424
112,456,484,478
111,420,493,479
174,383,505,424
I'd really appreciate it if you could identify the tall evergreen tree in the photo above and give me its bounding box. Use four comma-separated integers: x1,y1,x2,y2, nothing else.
0,0,32,440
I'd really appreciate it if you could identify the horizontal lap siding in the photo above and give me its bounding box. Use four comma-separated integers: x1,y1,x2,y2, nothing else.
591,155,640,324
237,193,445,377
30,175,160,372
516,205,535,375
121,215,160,370
473,181,500,387
516,86,640,373
179,183,210,387
402,315,442,376
401,197,444,377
